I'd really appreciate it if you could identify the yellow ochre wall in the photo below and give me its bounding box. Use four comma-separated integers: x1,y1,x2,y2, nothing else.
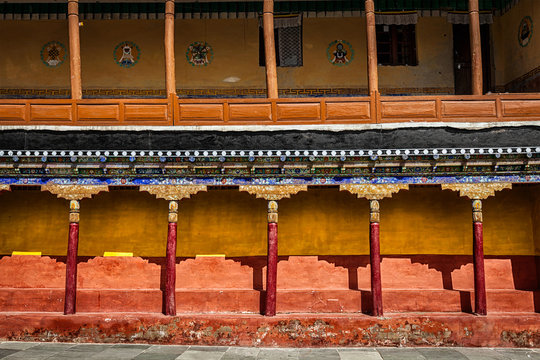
1,16,454,91
0,21,70,89
493,0,539,87
0,186,537,257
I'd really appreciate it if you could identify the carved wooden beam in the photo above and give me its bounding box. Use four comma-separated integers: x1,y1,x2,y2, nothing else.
41,183,108,200
239,185,307,201
0,185,10,192
441,183,512,200
340,184,409,200
140,185,207,201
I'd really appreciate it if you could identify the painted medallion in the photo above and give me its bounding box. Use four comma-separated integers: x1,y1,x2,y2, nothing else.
518,16,533,47
40,41,67,67
327,40,354,66
113,41,141,68
186,41,213,66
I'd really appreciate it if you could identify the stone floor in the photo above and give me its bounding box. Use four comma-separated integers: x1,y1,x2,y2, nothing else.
0,342,540,359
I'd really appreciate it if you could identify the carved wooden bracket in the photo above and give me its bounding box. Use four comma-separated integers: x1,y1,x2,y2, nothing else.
239,185,308,201
140,185,207,201
340,184,409,200
441,183,512,200
0,185,10,192
41,183,109,201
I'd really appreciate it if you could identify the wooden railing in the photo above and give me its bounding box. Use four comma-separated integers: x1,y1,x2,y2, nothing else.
0,93,539,126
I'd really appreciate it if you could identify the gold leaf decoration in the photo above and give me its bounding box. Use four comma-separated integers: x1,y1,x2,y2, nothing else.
140,185,207,201
239,185,308,201
340,184,409,200
441,183,512,199
41,183,108,200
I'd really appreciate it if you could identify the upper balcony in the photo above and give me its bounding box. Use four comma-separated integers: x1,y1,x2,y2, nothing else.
0,0,538,127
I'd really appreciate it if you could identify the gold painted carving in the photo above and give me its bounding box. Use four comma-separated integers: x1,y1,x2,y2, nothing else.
441,183,512,199
369,199,380,223
168,200,179,223
472,199,483,223
69,200,80,223
268,200,278,223
0,185,10,192
239,185,308,201
140,185,207,201
41,183,109,200
340,184,409,200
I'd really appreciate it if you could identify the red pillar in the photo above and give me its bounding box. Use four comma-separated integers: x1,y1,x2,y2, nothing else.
164,200,178,316
472,199,487,315
265,200,278,316
64,200,80,315
369,200,383,316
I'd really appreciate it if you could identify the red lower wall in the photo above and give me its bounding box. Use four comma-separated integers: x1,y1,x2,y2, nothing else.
0,255,538,314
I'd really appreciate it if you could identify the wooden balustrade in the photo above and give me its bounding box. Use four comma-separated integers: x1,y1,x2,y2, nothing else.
0,93,539,126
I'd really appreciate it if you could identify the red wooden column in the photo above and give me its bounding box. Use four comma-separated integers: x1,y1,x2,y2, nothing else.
441,182,512,315
369,199,383,316
239,185,307,316
340,184,409,316
65,200,80,314
266,200,279,316
41,183,109,315
165,200,179,316
472,199,486,315
139,185,208,316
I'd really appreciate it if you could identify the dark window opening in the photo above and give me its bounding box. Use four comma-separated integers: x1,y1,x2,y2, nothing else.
376,24,418,66
259,18,303,67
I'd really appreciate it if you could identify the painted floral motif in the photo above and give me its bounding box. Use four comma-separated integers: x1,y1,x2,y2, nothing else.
186,41,213,66
327,40,354,66
114,41,140,68
40,41,67,67
518,16,533,47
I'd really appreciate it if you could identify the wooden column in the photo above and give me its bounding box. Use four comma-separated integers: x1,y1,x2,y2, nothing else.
65,200,80,315
263,0,278,99
41,183,109,315
266,200,279,316
68,0,82,100
165,200,179,315
472,199,486,315
365,0,379,94
469,0,483,95
441,183,512,315
164,0,176,97
239,185,307,316
369,200,383,316
140,185,207,316
340,184,409,316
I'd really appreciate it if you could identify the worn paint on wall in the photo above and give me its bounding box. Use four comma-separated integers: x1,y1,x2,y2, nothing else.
493,0,539,87
0,21,70,89
1,16,454,91
0,187,537,256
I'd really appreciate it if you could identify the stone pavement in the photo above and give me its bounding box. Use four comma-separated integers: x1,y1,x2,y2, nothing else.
0,342,540,359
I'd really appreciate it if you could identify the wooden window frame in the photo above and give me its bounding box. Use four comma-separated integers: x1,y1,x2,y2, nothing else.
376,24,418,66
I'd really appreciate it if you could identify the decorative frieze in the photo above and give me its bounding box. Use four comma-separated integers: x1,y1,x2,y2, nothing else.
340,184,409,200
441,183,512,199
140,185,207,200
41,183,109,200
239,185,308,201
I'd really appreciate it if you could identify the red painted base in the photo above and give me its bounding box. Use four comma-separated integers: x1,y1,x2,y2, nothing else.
0,312,539,347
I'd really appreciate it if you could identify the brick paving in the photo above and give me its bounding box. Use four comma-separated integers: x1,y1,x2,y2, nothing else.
0,342,539,359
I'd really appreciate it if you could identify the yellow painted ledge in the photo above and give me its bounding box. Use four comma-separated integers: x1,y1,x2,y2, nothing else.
103,252,133,257
12,251,41,256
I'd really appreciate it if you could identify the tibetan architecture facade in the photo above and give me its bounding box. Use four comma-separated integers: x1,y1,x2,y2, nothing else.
0,0,539,347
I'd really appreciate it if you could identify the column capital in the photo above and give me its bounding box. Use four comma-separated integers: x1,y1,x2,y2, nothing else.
239,185,307,201
441,183,512,200
140,185,207,201
0,184,10,192
41,183,108,200
340,184,409,200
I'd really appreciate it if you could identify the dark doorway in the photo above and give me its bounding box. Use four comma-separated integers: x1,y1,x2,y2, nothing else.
453,24,492,95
